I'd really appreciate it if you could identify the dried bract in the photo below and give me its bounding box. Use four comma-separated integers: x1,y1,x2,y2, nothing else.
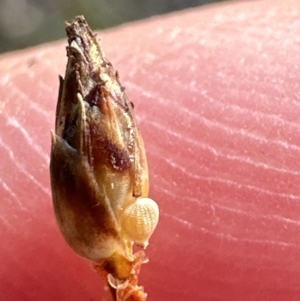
50,15,159,300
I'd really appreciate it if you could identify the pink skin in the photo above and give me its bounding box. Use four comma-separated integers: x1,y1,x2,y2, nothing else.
1,0,300,300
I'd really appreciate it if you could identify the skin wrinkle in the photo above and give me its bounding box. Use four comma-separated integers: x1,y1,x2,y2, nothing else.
0,215,14,231
8,83,52,120
28,100,53,121
147,119,300,176
37,80,56,94
133,90,300,197
214,203,300,228
157,185,300,249
163,212,300,250
122,16,300,119
130,82,300,144
163,156,300,200
0,177,20,205
157,178,300,235
0,137,50,197
149,108,296,157
7,117,49,163
157,184,298,250
0,51,58,84
155,163,300,224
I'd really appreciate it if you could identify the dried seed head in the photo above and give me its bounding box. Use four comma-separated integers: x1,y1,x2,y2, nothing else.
50,15,159,286
121,197,159,248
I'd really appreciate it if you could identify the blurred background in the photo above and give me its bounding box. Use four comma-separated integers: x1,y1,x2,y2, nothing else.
0,0,225,54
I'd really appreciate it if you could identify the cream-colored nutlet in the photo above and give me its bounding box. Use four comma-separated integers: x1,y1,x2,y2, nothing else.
121,197,159,248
